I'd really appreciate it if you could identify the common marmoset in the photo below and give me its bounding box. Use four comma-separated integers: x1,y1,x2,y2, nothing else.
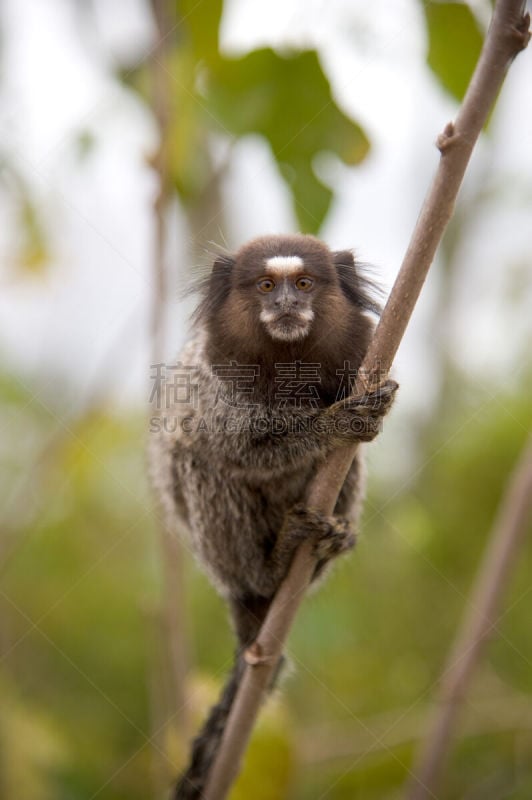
149,234,397,799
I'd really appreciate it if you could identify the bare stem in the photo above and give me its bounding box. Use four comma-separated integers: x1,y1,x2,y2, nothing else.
150,0,171,368
203,2,530,797
407,436,532,799
149,0,191,764
299,690,532,765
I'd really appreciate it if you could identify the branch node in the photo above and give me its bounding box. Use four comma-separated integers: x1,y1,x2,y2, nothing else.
244,642,272,667
512,12,531,50
436,122,458,154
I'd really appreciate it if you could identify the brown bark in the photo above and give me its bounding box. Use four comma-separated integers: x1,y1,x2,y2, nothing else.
149,0,191,770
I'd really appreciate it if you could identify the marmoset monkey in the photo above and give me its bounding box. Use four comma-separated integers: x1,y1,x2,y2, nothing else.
149,234,397,799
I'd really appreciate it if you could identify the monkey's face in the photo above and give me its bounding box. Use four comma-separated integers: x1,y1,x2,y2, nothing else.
254,256,316,342
201,235,375,362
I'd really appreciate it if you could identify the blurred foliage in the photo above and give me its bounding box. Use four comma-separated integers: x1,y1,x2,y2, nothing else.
1,370,531,799
208,48,369,233
422,1,484,102
122,0,369,233
0,161,49,274
16,196,49,273
119,0,489,236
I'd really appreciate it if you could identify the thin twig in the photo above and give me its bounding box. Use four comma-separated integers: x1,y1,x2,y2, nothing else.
407,436,532,799
299,691,532,764
149,0,191,764
150,0,171,368
203,2,531,797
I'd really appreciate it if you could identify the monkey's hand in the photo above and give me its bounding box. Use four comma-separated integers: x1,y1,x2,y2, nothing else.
275,505,355,568
325,378,398,444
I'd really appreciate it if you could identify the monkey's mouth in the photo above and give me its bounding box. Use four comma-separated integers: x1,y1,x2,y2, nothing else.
260,310,314,342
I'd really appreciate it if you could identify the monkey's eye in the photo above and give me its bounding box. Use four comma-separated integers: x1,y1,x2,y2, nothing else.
257,278,276,293
295,276,314,291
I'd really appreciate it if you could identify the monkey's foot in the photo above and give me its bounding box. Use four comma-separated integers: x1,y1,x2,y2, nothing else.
328,378,398,443
283,505,355,562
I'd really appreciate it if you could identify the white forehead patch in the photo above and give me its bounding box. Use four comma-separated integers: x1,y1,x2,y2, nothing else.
265,255,304,275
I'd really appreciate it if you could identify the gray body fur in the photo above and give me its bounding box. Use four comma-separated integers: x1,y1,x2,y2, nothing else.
150,332,365,602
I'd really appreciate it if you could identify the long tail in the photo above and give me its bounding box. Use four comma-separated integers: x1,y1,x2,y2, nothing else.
173,593,272,799
173,653,245,799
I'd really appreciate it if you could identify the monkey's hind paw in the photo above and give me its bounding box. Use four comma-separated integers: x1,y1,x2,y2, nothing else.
285,505,355,562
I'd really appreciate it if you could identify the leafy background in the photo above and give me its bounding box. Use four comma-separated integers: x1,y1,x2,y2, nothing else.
1,1,531,799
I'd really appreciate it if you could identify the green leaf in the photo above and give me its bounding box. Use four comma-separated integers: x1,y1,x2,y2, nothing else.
230,697,294,800
122,8,370,232
207,49,370,232
0,164,49,274
178,0,224,67
17,196,49,272
164,49,214,200
423,2,484,101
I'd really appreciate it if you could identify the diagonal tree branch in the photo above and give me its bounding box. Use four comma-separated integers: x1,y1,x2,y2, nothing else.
407,434,532,800
203,2,530,797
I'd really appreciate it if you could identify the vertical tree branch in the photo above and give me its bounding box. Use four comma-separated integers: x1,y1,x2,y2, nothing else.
203,3,530,797
407,436,532,800
150,0,171,368
149,0,191,766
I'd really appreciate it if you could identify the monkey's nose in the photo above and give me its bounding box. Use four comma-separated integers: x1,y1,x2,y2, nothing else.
275,295,298,309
